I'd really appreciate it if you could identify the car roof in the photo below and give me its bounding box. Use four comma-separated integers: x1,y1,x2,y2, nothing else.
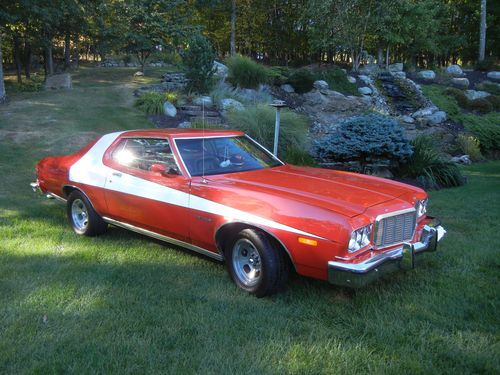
119,128,244,139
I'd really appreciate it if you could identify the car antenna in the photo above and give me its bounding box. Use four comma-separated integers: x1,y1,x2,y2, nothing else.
201,99,207,183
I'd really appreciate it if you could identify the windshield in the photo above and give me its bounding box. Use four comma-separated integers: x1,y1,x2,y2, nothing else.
175,136,283,176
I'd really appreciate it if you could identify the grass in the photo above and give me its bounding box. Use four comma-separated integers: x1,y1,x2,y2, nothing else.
1,67,500,374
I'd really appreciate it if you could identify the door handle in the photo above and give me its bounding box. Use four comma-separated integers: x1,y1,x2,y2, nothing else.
111,172,122,178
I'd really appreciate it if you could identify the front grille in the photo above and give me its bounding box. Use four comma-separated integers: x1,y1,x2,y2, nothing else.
374,210,416,248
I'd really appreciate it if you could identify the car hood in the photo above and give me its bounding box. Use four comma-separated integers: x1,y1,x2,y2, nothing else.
207,165,420,218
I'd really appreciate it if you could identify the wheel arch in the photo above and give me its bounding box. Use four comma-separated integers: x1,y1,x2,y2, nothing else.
215,222,296,271
62,185,98,212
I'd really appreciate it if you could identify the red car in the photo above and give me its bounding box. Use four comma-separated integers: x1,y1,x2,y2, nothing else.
31,129,446,296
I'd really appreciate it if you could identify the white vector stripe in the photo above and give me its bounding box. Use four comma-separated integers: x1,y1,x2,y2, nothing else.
69,132,322,239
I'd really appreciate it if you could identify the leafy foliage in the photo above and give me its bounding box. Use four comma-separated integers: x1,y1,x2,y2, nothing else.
182,34,216,93
287,69,315,94
226,55,268,89
397,136,466,189
164,91,178,105
267,66,292,86
465,120,500,154
134,92,164,115
313,114,413,169
225,104,309,158
475,82,500,96
456,134,483,161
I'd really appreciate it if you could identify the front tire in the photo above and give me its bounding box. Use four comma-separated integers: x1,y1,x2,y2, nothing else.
67,191,107,236
226,229,289,297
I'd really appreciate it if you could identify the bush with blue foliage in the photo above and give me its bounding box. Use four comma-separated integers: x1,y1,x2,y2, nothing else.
313,114,413,170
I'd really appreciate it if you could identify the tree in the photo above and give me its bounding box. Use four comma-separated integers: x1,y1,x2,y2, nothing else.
0,35,6,103
479,0,486,62
230,0,236,55
183,33,216,93
123,0,193,72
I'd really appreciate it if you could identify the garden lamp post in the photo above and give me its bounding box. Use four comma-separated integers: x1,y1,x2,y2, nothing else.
269,100,287,157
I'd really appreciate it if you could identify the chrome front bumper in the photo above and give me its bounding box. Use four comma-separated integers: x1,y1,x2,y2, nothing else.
328,220,446,288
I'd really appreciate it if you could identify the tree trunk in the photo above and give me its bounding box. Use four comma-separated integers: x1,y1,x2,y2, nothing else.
23,41,32,79
13,34,23,83
230,0,236,56
45,44,54,76
64,32,71,69
385,46,390,69
377,46,383,67
479,0,487,62
0,36,6,104
74,35,80,67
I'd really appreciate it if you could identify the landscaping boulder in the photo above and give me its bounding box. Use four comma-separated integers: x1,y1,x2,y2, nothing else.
451,155,471,165
163,101,177,117
313,80,329,90
213,61,228,79
388,63,404,72
486,71,500,82
45,73,72,89
391,72,406,79
358,87,373,95
411,106,437,118
220,98,244,112
178,121,191,129
446,64,464,77
400,115,415,124
425,111,447,125
359,64,379,75
417,70,436,81
451,77,469,89
347,76,356,84
134,71,144,77
280,84,295,93
193,95,214,109
464,90,490,101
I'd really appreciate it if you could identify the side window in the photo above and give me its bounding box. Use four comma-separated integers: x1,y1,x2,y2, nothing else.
111,138,178,172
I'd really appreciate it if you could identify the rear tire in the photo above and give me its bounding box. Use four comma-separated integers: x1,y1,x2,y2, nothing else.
226,229,289,297
67,191,107,236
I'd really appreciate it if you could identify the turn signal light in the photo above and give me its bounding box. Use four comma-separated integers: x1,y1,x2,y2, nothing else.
298,237,317,246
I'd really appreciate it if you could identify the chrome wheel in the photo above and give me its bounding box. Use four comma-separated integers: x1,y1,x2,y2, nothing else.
231,238,262,287
71,198,88,232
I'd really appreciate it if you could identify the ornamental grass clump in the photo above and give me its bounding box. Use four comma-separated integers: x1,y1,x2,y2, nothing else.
225,104,309,158
226,55,268,89
397,136,466,189
456,134,483,161
134,92,164,115
313,114,413,171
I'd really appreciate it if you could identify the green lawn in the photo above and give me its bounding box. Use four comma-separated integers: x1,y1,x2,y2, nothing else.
1,67,499,374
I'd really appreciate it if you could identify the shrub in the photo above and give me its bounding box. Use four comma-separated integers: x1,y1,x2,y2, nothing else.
485,95,500,110
288,69,315,94
134,92,164,115
226,55,268,89
475,58,498,71
225,104,309,158
182,34,216,93
465,119,500,154
456,134,483,161
313,114,413,171
314,67,358,96
397,136,466,189
164,91,178,105
284,146,317,166
444,87,468,108
267,66,291,86
467,98,493,113
475,82,500,96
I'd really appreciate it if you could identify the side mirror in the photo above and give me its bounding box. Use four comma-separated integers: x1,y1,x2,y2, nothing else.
150,163,181,177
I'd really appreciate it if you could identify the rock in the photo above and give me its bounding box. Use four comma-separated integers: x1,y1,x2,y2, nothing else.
412,106,437,118
358,75,372,85
44,73,72,89
358,87,373,95
391,72,406,79
464,90,490,101
303,91,326,106
451,155,472,165
425,111,447,125
417,70,436,81
213,61,228,78
372,167,394,179
446,64,464,77
486,71,500,82
388,63,404,72
193,95,213,109
401,115,415,124
347,76,356,84
163,101,177,117
451,77,469,89
281,84,295,93
178,121,191,129
220,98,244,112
134,71,144,77
313,80,329,90
359,64,379,75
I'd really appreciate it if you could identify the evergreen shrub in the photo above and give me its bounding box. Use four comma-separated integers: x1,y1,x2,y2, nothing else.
183,34,216,93
288,69,315,94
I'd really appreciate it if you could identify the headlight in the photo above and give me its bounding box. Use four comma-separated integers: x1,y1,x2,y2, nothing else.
416,199,428,218
348,224,373,253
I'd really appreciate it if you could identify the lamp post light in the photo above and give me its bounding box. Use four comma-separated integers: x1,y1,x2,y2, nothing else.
269,100,287,157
